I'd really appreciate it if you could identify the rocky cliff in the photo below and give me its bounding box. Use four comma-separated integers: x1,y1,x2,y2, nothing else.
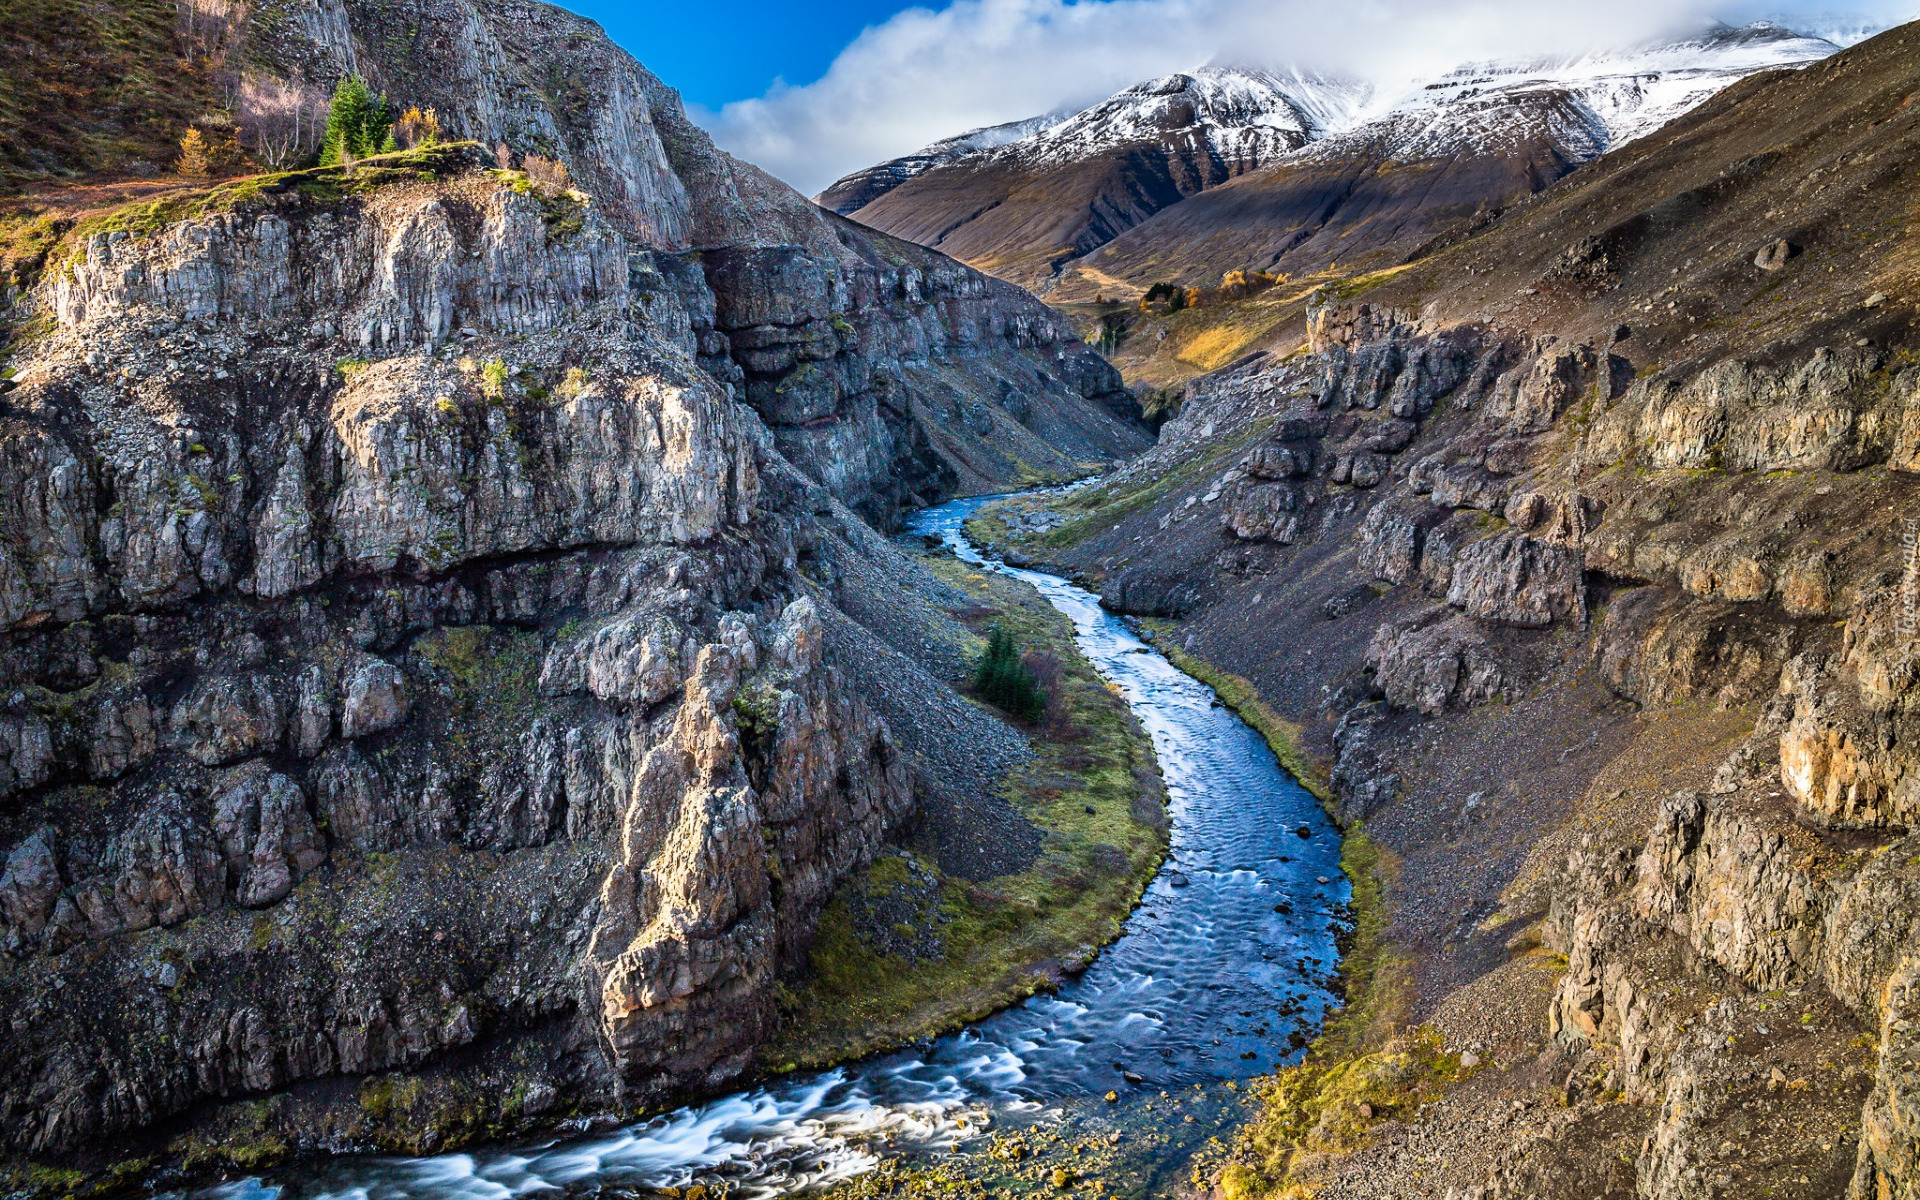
0,0,1147,1171
972,20,1920,1199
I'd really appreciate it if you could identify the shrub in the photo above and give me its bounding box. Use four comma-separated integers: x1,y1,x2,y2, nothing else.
1140,281,1189,313
522,153,571,192
319,76,395,167
479,359,509,402
393,106,441,149
974,625,1046,722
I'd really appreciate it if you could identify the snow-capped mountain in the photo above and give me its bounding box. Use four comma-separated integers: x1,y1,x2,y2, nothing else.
816,112,1069,215
1335,22,1841,163
817,67,1364,216
1008,67,1370,167
822,23,1840,292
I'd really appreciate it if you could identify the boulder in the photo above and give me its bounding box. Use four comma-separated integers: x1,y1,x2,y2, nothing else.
1446,531,1585,627
339,656,408,739
1754,238,1796,271
213,767,327,908
1367,608,1506,714
169,675,285,765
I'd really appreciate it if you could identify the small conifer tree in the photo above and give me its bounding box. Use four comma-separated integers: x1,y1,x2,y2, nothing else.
320,77,396,166
973,625,1046,723
176,127,211,177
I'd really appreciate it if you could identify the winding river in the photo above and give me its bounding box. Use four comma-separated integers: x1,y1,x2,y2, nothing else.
201,496,1346,1200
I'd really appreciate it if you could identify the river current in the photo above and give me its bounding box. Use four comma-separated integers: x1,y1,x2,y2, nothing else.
198,495,1345,1200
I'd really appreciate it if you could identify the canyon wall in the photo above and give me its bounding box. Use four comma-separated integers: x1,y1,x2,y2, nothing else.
974,23,1920,1197
0,0,1146,1162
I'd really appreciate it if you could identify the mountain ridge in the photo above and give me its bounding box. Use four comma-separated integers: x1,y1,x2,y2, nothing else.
825,23,1841,294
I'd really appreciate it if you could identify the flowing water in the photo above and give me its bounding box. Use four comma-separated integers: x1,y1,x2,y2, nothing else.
201,495,1346,1200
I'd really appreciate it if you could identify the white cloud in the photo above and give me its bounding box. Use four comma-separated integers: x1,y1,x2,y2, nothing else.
691,0,1915,196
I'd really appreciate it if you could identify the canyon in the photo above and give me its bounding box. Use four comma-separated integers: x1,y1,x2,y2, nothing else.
0,1,1918,1198
0,0,1150,1175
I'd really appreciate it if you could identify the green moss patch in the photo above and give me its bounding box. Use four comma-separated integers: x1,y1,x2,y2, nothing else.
765,556,1169,1071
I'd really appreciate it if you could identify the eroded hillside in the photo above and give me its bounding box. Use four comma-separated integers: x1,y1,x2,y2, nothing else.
969,20,1920,1199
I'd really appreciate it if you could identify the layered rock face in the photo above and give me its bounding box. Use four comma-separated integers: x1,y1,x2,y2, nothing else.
0,167,905,1156
0,0,1146,1161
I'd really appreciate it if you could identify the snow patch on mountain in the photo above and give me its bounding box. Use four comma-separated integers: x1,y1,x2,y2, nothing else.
1008,66,1372,167
1351,22,1841,159
814,112,1071,211
816,66,1369,211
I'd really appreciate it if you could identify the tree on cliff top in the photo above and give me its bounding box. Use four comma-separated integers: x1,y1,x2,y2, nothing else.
175,127,210,177
319,76,395,166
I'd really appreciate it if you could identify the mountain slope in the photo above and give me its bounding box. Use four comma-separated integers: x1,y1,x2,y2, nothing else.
1048,22,1841,300
815,113,1067,214
827,67,1368,288
966,18,1920,1199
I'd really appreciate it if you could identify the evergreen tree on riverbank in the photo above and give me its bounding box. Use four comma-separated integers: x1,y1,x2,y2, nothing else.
975,624,1046,722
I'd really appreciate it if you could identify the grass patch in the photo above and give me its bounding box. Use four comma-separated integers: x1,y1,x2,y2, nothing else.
411,624,545,765
7,143,489,291
501,171,587,240
765,556,1169,1070
0,0,219,189
971,420,1273,552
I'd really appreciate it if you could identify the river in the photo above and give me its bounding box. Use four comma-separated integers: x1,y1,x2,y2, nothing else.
197,495,1346,1200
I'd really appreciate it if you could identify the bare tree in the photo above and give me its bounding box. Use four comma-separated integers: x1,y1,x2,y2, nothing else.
522,154,572,193
175,0,248,66
238,73,327,169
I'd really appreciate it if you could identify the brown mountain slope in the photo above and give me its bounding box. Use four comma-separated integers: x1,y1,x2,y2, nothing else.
1081,27,1913,388
837,70,1335,290
1044,88,1602,304
838,140,1215,285
838,28,1833,304
1366,33,1918,365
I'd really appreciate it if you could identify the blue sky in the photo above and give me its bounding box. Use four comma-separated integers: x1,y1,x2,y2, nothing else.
570,1,912,111
568,0,1917,195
